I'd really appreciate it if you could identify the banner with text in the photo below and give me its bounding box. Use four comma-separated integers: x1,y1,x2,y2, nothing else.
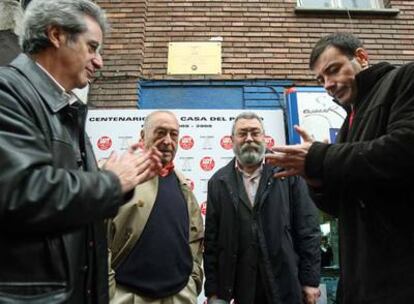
86,109,285,303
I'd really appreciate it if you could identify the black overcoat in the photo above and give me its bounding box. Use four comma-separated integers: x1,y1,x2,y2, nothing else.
204,159,320,304
306,62,414,304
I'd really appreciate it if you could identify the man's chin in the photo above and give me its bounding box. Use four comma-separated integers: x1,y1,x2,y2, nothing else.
336,97,351,106
240,160,262,168
334,90,353,106
239,153,262,166
82,80,90,88
161,157,173,165
74,81,89,90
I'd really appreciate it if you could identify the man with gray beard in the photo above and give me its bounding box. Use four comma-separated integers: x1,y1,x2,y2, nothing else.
204,112,321,304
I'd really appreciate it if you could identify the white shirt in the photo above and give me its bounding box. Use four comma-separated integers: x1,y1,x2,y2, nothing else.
36,62,79,105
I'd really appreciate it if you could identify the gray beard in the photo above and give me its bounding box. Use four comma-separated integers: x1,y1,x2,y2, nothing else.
234,143,265,166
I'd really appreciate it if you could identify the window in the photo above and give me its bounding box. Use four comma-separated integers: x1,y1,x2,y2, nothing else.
298,0,384,9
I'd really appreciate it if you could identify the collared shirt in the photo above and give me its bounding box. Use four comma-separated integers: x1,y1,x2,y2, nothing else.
36,62,79,104
235,160,264,206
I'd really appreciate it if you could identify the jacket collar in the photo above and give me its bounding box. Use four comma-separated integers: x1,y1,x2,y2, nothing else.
174,169,193,192
218,158,279,200
354,62,395,109
10,53,71,113
219,158,278,181
217,158,241,186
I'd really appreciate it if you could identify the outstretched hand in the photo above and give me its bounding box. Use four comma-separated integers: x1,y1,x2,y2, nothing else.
265,125,323,186
265,125,312,176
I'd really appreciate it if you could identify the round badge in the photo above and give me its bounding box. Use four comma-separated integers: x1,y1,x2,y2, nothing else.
97,136,112,151
220,135,233,150
200,156,215,171
179,135,194,150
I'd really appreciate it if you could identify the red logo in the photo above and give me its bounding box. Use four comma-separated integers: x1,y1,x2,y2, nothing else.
264,135,275,149
200,201,207,216
200,156,215,171
179,135,194,150
97,136,112,151
220,135,233,150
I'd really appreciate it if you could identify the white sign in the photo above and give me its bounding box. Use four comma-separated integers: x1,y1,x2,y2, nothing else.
87,109,285,206
86,109,286,303
293,91,346,143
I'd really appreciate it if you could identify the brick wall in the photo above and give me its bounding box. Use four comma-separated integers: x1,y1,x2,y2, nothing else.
90,0,147,106
91,0,414,107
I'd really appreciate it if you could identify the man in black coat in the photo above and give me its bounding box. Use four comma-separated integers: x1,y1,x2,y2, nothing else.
0,0,161,303
268,32,414,304
204,112,321,304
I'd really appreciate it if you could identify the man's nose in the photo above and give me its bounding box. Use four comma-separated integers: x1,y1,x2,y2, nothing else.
92,53,103,69
324,77,335,93
163,133,172,144
245,132,254,142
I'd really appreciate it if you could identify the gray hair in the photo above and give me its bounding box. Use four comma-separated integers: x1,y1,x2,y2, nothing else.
231,112,265,135
0,0,23,35
20,0,109,54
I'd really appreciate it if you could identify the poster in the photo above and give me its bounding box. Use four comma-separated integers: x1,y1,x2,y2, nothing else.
86,109,285,303
286,88,346,144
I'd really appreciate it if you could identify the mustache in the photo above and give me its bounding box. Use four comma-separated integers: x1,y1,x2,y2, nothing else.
159,148,173,153
240,142,262,152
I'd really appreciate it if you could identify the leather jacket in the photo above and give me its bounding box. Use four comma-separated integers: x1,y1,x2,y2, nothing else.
0,54,126,303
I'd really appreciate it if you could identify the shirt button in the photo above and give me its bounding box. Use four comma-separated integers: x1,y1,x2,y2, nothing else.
82,265,88,272
89,241,94,248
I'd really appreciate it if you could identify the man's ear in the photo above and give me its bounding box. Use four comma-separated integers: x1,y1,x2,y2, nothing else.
46,25,65,48
354,47,369,69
